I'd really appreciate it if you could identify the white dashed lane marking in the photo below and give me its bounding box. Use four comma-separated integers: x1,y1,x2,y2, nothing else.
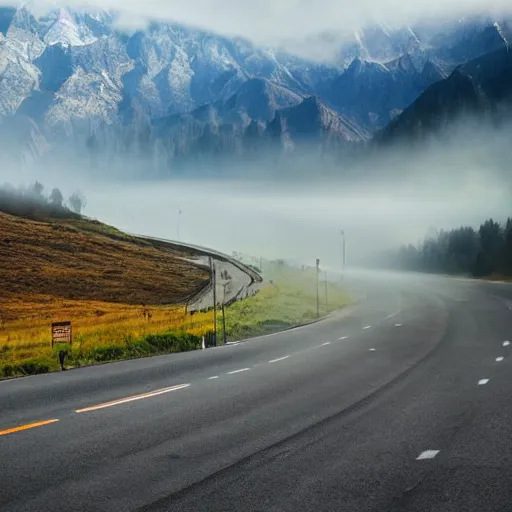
496,357,504,362
478,379,490,386
269,356,290,364
395,324,403,327
208,376,219,380
339,336,348,340
504,341,511,347
363,326,372,330
313,343,331,350
416,450,440,460
369,348,376,352
227,368,251,375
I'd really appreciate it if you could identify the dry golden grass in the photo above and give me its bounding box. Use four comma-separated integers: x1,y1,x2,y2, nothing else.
0,295,213,365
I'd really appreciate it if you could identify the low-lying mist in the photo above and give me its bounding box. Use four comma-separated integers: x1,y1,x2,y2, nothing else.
2,115,512,271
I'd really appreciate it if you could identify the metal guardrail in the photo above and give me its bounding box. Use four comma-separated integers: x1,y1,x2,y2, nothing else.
130,233,263,285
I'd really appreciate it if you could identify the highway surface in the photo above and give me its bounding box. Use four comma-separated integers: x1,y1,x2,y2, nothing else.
2,271,512,511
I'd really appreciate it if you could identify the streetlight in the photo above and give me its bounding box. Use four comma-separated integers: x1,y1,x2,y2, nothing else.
316,258,320,318
340,229,346,280
177,209,182,241
210,257,217,346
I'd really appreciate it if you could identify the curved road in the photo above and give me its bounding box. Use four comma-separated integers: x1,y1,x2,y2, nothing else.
130,233,263,312
1,271,512,511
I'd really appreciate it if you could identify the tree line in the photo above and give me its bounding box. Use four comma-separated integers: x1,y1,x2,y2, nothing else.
394,218,512,278
0,181,87,220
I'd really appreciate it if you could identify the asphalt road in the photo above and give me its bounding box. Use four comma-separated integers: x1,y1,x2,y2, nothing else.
2,271,512,511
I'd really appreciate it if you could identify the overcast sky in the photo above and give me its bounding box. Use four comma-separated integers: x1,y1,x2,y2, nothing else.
20,0,512,58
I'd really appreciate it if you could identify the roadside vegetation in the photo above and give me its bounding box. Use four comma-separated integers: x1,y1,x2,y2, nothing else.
220,263,351,341
1,181,350,378
1,297,214,377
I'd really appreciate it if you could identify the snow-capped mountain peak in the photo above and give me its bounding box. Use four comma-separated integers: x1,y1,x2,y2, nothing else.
43,8,97,47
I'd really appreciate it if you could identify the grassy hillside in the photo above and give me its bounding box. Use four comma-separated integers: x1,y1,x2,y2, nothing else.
0,212,208,308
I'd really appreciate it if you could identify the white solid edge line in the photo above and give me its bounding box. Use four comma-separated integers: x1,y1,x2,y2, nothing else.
496,357,504,362
223,315,328,345
76,384,191,413
363,325,372,330
269,356,290,364
416,450,440,460
227,368,251,375
478,379,490,386
208,376,220,380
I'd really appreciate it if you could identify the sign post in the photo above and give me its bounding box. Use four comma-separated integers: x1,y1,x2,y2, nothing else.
51,321,72,348
52,321,72,371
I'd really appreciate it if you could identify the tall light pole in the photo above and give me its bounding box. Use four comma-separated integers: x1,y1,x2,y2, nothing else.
177,209,182,241
340,229,346,280
210,257,217,346
316,258,320,318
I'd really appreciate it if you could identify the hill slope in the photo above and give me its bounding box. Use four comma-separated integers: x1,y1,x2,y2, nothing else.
0,211,209,315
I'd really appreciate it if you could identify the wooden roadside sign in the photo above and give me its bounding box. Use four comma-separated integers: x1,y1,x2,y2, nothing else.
51,321,72,347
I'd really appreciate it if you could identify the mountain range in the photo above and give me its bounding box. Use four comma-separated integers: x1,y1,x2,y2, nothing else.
0,5,511,175
378,46,512,144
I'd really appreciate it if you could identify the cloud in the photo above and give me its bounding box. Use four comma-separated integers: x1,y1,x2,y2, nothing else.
14,0,512,59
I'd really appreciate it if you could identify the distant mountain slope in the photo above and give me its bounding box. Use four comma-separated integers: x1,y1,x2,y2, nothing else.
327,16,511,132
416,17,512,69
377,47,512,144
326,53,446,131
340,17,512,71
276,96,368,143
136,95,368,168
337,24,420,66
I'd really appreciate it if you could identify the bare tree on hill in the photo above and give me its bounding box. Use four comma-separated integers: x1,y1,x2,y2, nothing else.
49,188,64,208
69,190,87,214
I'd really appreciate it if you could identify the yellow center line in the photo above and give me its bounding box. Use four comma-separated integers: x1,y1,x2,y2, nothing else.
75,383,191,414
0,419,59,437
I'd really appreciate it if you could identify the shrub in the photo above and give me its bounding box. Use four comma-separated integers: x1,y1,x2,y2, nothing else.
143,332,201,353
1,364,14,378
19,359,51,375
89,345,126,362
